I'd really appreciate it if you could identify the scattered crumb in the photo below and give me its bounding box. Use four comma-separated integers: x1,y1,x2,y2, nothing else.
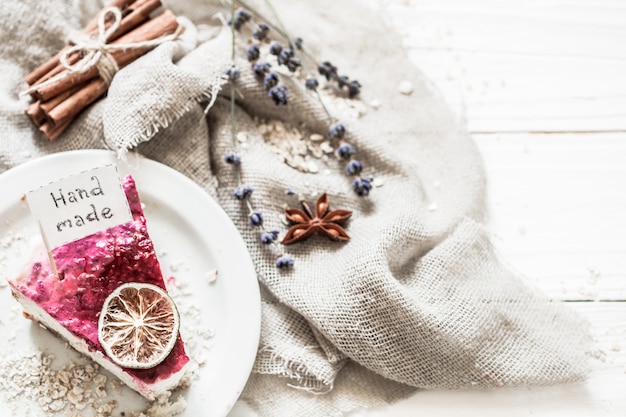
320,141,334,154
169,261,185,273
587,263,601,285
591,349,607,362
236,132,248,143
166,276,177,287
135,392,187,417
259,120,333,174
0,351,116,416
206,269,219,284
578,286,598,299
372,178,384,187
369,99,381,109
428,203,438,212
611,343,621,352
398,80,413,95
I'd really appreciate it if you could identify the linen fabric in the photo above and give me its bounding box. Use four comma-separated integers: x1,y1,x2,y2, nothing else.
0,0,589,416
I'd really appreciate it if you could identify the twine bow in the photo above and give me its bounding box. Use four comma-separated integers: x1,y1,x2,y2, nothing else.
20,6,183,97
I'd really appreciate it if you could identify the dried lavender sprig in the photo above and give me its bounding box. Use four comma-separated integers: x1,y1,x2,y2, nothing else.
227,1,370,198
234,0,316,63
221,3,295,268
253,0,333,121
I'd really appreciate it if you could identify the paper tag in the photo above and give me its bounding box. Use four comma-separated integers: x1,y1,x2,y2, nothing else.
26,165,133,250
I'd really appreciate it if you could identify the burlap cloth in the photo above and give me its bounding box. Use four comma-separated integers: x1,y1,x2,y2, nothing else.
0,0,590,416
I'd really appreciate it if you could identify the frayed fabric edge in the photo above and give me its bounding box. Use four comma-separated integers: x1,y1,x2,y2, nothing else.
111,78,226,158
254,346,336,395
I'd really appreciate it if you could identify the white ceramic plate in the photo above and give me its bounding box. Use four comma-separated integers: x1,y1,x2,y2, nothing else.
0,150,260,417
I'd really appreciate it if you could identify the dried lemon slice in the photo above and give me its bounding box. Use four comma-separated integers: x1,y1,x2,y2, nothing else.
98,283,180,369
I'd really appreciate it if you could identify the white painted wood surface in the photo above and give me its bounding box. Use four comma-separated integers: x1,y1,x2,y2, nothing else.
232,1,626,415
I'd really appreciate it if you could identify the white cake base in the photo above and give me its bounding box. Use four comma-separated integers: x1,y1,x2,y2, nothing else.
10,288,195,401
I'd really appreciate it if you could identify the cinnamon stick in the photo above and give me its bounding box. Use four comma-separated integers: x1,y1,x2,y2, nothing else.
39,118,73,141
32,9,179,102
38,78,106,141
24,0,138,85
27,0,162,90
25,102,46,126
47,78,108,127
115,0,162,37
40,82,87,114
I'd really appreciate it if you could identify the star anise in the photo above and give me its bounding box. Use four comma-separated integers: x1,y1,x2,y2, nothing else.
281,193,352,245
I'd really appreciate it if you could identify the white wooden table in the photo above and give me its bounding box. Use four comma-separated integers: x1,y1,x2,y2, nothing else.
233,1,626,415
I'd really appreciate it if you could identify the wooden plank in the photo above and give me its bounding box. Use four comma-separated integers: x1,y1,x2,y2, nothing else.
376,0,626,132
475,132,626,300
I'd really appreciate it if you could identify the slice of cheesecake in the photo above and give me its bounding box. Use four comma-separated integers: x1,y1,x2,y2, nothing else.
8,175,193,400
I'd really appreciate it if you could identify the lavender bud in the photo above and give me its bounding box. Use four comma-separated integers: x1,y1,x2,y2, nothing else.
348,80,361,98
328,123,346,139
246,44,260,62
260,230,279,244
224,151,241,164
263,72,279,90
249,211,263,227
352,177,373,196
305,77,319,91
336,143,356,160
345,160,363,176
268,85,288,106
318,61,338,81
269,41,283,56
225,68,240,81
285,57,301,72
275,256,294,269
337,75,349,89
232,185,253,200
253,62,271,77
253,23,270,41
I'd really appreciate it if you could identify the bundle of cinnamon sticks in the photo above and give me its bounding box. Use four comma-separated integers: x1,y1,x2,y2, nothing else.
23,0,181,140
